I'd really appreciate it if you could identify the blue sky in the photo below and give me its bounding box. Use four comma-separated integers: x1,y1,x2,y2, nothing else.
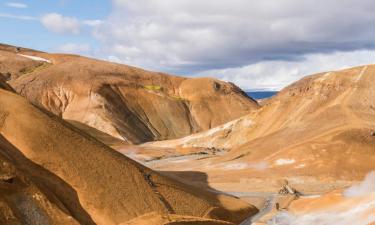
2,0,375,91
0,0,109,51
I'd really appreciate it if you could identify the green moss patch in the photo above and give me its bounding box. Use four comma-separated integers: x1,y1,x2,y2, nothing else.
170,95,184,101
19,62,51,75
144,85,162,91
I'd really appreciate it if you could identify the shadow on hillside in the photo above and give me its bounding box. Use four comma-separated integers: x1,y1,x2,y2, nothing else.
160,170,259,224
160,170,222,193
0,134,96,225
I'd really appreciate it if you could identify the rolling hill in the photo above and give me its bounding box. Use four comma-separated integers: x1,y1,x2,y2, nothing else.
0,78,257,224
145,65,375,193
0,44,258,144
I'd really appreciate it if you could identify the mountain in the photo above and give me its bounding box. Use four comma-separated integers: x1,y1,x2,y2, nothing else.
145,65,375,192
2,43,374,224
0,44,258,144
0,78,257,224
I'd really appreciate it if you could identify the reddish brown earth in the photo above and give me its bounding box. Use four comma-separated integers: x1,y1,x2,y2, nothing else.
145,65,375,195
141,65,375,224
0,44,258,144
2,43,375,224
0,79,257,224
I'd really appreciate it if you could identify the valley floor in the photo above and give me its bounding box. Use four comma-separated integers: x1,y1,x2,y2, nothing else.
121,147,374,225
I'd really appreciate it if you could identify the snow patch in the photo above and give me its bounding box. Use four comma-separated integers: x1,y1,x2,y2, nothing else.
275,158,295,165
354,66,367,82
318,72,332,81
251,161,269,170
203,119,237,136
17,54,51,63
223,163,249,170
268,200,375,225
269,172,375,225
180,117,253,146
222,161,268,170
173,159,189,163
344,171,375,197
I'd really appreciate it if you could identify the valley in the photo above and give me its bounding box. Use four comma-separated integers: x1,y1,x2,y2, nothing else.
0,43,374,224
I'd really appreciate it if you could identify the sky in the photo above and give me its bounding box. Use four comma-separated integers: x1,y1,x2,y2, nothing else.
2,0,375,90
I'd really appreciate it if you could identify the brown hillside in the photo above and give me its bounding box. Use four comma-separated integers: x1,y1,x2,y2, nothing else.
0,44,258,144
146,65,375,192
0,80,257,224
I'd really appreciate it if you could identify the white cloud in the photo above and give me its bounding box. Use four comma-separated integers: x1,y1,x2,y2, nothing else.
0,13,35,20
198,50,375,90
33,1,375,90
55,43,91,55
40,13,104,35
5,2,27,8
95,0,375,78
41,13,81,34
82,19,104,27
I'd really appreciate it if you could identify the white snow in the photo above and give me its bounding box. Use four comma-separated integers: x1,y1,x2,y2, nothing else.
223,163,249,170
275,158,295,165
316,72,332,82
221,161,268,170
268,200,375,225
344,171,375,197
17,54,51,63
321,72,331,80
355,66,367,82
179,117,252,147
268,172,375,225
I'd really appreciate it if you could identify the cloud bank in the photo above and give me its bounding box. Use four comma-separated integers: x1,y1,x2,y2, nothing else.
9,0,375,90
85,0,375,90
41,13,81,34
40,13,103,35
5,2,27,8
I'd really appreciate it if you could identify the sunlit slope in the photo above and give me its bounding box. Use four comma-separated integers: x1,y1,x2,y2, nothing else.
0,43,258,144
0,82,257,224
147,65,375,184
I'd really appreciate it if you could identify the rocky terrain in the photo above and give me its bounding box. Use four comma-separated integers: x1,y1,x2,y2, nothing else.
0,44,258,144
1,44,374,224
143,65,375,224
0,77,258,224
254,172,375,225
146,65,375,184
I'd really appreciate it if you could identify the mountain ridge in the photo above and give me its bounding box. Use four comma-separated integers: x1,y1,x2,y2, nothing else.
0,78,257,224
0,43,259,144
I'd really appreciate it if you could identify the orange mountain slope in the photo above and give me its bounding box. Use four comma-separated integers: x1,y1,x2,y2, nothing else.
145,65,375,192
0,80,257,224
0,44,258,144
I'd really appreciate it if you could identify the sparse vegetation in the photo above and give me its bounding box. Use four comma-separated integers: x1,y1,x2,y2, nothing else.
144,85,162,91
19,62,51,75
170,95,184,101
